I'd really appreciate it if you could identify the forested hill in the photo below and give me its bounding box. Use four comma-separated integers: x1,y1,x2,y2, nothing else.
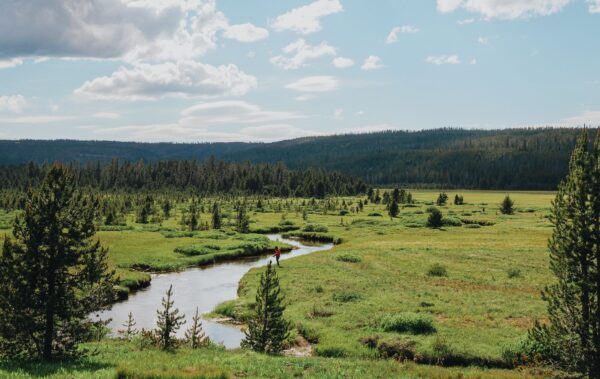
0,127,593,189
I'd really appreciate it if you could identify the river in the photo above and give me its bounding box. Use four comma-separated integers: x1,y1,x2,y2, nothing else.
98,234,333,348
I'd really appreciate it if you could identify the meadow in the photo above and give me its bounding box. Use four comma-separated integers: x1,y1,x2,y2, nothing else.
0,190,559,378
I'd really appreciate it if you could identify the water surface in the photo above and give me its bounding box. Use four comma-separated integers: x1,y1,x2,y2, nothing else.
99,234,333,348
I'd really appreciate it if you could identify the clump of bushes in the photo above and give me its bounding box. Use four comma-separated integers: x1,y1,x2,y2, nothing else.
174,244,220,256
315,345,348,358
442,217,462,227
427,263,448,277
378,312,436,335
308,305,334,319
336,254,361,263
333,291,362,303
296,322,320,343
361,335,417,361
302,224,328,233
507,268,522,279
368,212,383,217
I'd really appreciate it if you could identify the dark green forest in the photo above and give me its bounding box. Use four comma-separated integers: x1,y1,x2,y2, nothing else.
0,127,594,189
0,159,366,198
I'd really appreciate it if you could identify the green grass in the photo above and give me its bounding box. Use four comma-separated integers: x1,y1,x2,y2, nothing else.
0,190,559,377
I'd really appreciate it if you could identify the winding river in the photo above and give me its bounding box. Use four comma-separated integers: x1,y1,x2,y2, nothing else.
99,234,333,348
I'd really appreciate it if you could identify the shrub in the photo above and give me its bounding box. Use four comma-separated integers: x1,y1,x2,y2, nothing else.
359,335,380,349
339,210,349,216
333,291,362,302
442,217,462,227
378,313,436,335
377,338,417,361
336,254,361,263
174,244,219,256
463,224,481,229
368,212,383,217
500,195,515,215
427,208,444,228
315,345,348,358
436,192,449,206
427,263,448,277
507,268,522,279
308,305,334,318
302,224,328,233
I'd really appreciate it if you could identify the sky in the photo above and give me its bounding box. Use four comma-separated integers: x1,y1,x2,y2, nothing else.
0,0,599,142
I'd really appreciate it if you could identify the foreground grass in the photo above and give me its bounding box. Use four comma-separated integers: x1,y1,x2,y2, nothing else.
0,341,551,378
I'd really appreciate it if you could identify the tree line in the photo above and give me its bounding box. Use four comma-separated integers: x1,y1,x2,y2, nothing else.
0,158,366,198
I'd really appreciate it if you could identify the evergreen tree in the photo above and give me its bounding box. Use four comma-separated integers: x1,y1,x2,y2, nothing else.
236,203,250,233
184,307,207,349
500,195,514,215
392,188,401,203
211,202,222,229
529,130,600,376
162,200,172,218
155,284,185,350
427,207,444,228
120,312,138,341
436,192,448,206
388,200,400,218
136,195,155,224
242,262,291,354
0,166,117,360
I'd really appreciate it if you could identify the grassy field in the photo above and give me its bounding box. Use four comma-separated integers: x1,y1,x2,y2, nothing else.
0,190,558,378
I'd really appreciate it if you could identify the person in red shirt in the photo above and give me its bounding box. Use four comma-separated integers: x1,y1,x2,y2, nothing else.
273,246,281,267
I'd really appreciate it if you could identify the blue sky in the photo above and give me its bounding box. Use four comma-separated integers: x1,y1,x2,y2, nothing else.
0,0,599,142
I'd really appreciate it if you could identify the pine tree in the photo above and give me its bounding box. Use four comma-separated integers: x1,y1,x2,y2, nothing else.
529,130,600,376
436,192,448,206
0,166,117,360
184,307,208,349
236,203,250,233
500,195,514,215
120,312,138,341
136,195,155,224
242,262,291,354
388,200,400,218
211,202,222,229
155,284,185,350
427,207,444,228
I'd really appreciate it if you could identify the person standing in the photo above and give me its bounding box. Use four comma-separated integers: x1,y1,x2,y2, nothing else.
273,246,282,267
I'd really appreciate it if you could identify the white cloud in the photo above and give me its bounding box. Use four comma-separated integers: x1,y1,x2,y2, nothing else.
223,23,269,42
589,0,600,13
478,36,488,44
91,101,312,142
75,60,257,100
270,0,343,34
93,112,120,119
0,0,227,62
385,25,419,44
180,101,301,126
295,94,316,101
470,58,478,64
332,57,354,68
286,76,339,92
333,108,343,119
0,58,23,69
426,55,462,65
0,115,71,124
561,110,600,126
270,39,335,70
436,0,573,20
0,95,27,113
457,18,475,24
361,55,383,70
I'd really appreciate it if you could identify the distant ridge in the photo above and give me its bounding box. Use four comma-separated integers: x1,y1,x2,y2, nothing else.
0,127,594,189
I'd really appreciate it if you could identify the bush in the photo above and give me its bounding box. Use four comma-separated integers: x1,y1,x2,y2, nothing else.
174,244,219,256
378,313,436,335
463,224,481,229
315,345,348,358
507,268,522,279
427,208,444,228
442,217,462,227
359,335,380,349
339,210,349,216
336,254,361,263
427,263,448,277
302,224,328,233
308,305,334,318
377,338,417,361
368,212,383,217
333,291,362,302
